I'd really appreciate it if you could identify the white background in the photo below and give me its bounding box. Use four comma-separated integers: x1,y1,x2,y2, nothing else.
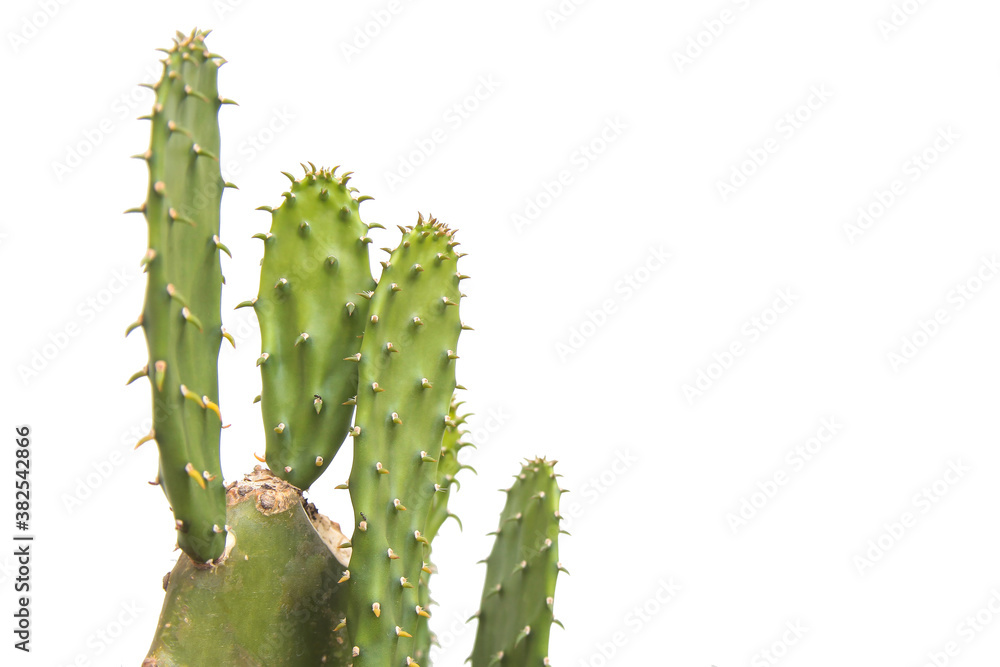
3,0,1000,665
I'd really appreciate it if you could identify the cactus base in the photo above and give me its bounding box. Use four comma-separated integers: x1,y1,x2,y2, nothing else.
143,467,352,666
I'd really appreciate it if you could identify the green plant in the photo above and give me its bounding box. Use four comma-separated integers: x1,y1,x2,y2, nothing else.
132,30,566,667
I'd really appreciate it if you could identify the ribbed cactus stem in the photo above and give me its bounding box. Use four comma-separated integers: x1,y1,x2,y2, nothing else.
250,164,376,490
130,29,231,563
346,215,464,666
470,458,567,666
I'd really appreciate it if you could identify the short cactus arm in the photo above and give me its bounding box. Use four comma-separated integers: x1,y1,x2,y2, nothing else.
249,165,376,490
470,458,567,667
130,29,231,563
425,398,474,542
346,216,465,666
413,396,475,664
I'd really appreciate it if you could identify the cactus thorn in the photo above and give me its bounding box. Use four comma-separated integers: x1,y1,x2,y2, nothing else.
135,430,156,449
203,397,222,420
180,307,204,331
125,316,144,337
192,144,219,161
179,385,205,408
185,463,207,490
126,366,148,385
153,360,167,391
213,235,232,257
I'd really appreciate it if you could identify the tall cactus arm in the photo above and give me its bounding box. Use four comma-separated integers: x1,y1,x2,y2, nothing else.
129,29,231,563
346,216,464,666
470,458,567,667
249,165,376,490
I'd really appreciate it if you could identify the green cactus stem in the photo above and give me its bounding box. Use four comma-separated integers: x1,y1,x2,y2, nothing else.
248,164,377,490
143,467,352,667
412,396,476,664
470,458,566,667
128,29,233,563
346,216,465,666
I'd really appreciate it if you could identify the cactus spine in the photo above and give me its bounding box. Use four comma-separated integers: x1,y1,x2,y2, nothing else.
249,165,377,490
470,458,566,666
346,216,464,665
129,29,232,563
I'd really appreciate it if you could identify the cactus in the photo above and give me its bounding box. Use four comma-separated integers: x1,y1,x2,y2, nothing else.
247,164,377,490
127,28,233,563
412,397,476,663
133,29,568,667
344,216,465,665
470,458,566,667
